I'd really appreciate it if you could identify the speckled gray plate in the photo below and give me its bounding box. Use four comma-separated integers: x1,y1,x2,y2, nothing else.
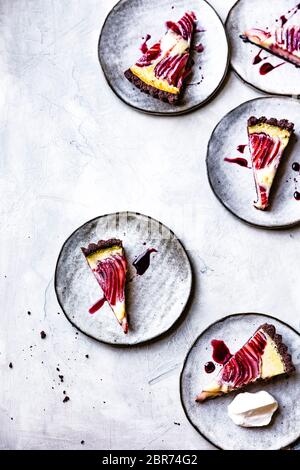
98,0,229,115
55,212,192,346
226,0,300,96
207,96,300,228
180,313,300,450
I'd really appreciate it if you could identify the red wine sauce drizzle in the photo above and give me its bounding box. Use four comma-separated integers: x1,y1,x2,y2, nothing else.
275,3,300,27
211,340,232,365
140,34,151,53
253,49,269,65
259,62,285,75
237,144,247,154
224,157,250,168
292,162,300,200
89,297,106,314
204,362,215,374
133,248,157,276
294,191,300,200
193,43,204,53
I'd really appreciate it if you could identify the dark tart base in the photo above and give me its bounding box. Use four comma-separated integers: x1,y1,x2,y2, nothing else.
248,116,295,132
81,239,123,257
124,69,179,104
260,323,295,374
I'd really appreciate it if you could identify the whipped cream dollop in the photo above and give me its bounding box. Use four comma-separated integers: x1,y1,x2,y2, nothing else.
227,391,278,427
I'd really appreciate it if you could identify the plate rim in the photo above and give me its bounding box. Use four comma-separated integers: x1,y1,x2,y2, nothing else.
54,211,193,347
97,0,230,116
179,311,300,450
225,0,300,98
206,95,300,230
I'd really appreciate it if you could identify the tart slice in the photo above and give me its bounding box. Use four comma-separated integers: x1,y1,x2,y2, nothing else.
124,11,197,104
196,323,295,403
241,26,300,67
81,239,128,333
248,116,294,210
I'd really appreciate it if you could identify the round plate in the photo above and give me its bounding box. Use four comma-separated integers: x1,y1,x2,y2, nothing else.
206,96,300,229
55,212,192,346
226,0,300,96
180,313,300,450
98,0,229,115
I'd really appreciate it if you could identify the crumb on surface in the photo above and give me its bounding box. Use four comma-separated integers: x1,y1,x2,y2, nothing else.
40,331,46,339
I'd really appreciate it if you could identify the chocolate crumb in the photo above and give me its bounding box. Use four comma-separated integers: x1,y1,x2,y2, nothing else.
40,331,46,339
27,311,31,315
174,422,181,426
63,390,66,395
9,362,13,369
63,396,70,403
85,354,89,359
81,440,85,445
59,375,64,383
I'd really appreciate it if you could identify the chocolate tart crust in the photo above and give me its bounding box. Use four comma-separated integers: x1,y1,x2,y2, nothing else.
260,323,295,374
124,69,179,104
81,238,123,257
248,116,295,133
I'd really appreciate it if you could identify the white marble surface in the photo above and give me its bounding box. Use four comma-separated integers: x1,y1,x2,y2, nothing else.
1,0,299,450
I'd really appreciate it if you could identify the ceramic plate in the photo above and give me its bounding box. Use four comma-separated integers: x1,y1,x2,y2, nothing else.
206,96,300,228
55,212,192,346
180,313,300,450
226,0,300,96
98,0,229,115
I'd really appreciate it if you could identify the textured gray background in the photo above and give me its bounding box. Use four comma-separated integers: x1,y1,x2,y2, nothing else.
1,0,300,450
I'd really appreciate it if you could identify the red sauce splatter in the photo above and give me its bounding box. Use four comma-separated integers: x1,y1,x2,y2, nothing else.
193,43,204,53
259,62,285,75
204,362,215,373
253,49,268,65
294,191,300,200
89,297,106,314
211,340,232,365
140,34,151,54
133,248,157,276
224,157,250,168
237,144,247,154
